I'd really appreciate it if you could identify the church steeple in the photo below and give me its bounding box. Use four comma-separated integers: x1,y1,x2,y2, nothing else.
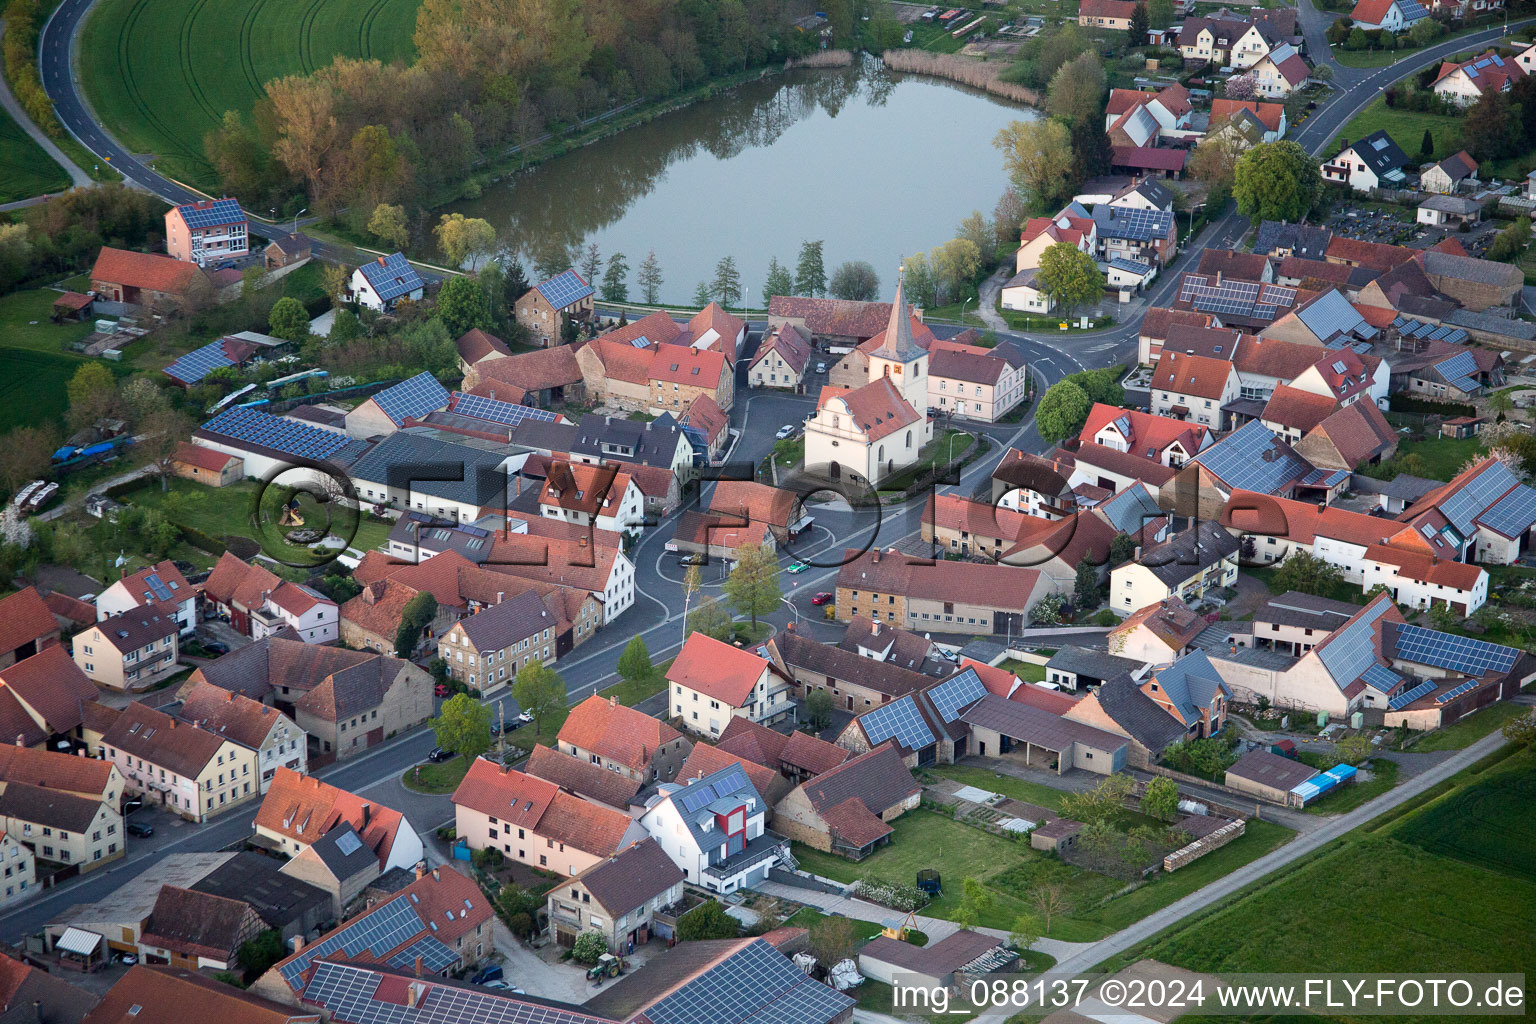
870,265,925,363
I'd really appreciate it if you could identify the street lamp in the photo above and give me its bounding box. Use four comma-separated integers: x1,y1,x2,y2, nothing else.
292,208,307,233
960,296,971,324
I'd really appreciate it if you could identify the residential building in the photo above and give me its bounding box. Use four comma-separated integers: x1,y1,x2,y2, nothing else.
175,680,305,792
263,232,311,268
0,781,121,871
164,198,248,267
568,412,695,478
436,590,560,694
92,967,320,1024
1294,400,1398,471
1062,676,1189,767
1104,86,1196,148
927,344,1028,421
768,295,901,347
96,702,260,823
835,547,1048,635
347,253,424,312
1349,0,1429,28
539,460,645,535
680,739,791,811
524,744,643,810
1432,50,1523,106
999,268,1054,314
992,448,1076,518
718,716,851,784
1399,456,1536,565
682,393,730,462
772,742,919,859
339,577,454,659
136,886,265,971
90,247,203,309
1015,205,1097,272
558,694,692,784
1149,350,1239,427
837,615,946,677
1178,14,1286,67
514,269,594,346
707,480,809,544
0,645,98,748
546,838,684,953
1107,597,1207,664
769,625,934,715
1140,651,1231,737
170,442,243,486
1421,151,1479,194
1249,43,1309,97
637,764,785,894
1323,131,1410,192
1208,99,1287,141
451,759,647,875
253,768,421,878
96,560,195,636
1079,0,1140,29
1092,205,1178,266
463,344,585,407
1169,420,1324,521
1418,195,1483,228
1110,521,1240,615
667,632,794,737
0,588,62,670
748,323,814,389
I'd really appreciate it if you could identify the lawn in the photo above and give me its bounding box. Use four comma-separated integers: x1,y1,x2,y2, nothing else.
1408,700,1529,752
1303,757,1398,814
0,310,128,430
1333,96,1463,164
1245,566,1366,606
401,756,472,793
997,659,1046,683
0,105,70,203
1121,748,1536,992
78,0,421,187
782,906,884,943
0,289,97,354
1394,434,1485,482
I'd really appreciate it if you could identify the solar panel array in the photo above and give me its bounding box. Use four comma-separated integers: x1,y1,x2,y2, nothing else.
1316,601,1389,688
202,406,350,460
676,765,753,815
1439,460,1518,534
1477,484,1536,538
1433,350,1479,393
1094,206,1173,242
536,269,595,310
144,573,173,601
859,695,935,752
1192,421,1309,493
165,339,239,384
278,898,433,989
303,961,608,1024
373,373,451,426
450,392,560,427
385,936,459,974
1392,315,1469,345
335,830,363,856
1463,53,1505,79
1361,663,1402,693
1394,624,1520,676
1434,679,1480,704
1296,291,1366,341
176,198,243,229
926,668,987,724
1178,274,1296,322
643,939,852,1024
360,253,425,303
1387,680,1436,710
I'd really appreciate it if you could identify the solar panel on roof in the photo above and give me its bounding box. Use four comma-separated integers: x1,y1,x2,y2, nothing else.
536,269,595,310
643,939,851,1024
144,573,173,601
1434,350,1477,382
926,669,987,723
1394,624,1520,676
1192,421,1308,493
335,830,363,856
1388,680,1436,710
164,339,239,384
372,372,450,426
201,406,350,461
1317,602,1389,688
1361,663,1402,692
449,391,558,427
359,253,424,303
1439,460,1519,533
859,696,935,752
1477,484,1536,538
278,897,428,988
176,198,244,229
1434,680,1479,704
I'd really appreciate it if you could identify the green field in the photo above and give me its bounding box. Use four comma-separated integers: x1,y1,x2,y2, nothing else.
1409,701,1529,752
78,0,422,185
1333,96,1463,164
0,106,70,203
0,290,115,432
1392,748,1536,880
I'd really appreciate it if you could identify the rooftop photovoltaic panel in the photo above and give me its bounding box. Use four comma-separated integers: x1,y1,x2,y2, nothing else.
859,696,935,752
358,253,425,303
642,939,853,1024
1360,663,1402,692
535,269,595,310
1178,274,1296,321
372,372,451,426
1387,680,1436,710
384,935,459,973
1297,291,1367,340
925,668,988,723
175,198,243,229
201,406,350,461
1476,484,1536,538
1191,421,1309,493
1317,601,1390,687
303,961,610,1024
1434,679,1479,703
450,392,559,426
1394,624,1520,676
164,339,239,384
143,573,173,601
1438,460,1519,534
1093,206,1174,242
278,897,428,989
1434,350,1476,382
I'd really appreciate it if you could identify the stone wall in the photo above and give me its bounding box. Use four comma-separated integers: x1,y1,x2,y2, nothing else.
1162,818,1246,871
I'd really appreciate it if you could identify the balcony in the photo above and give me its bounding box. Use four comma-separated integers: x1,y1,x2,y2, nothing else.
699,831,789,888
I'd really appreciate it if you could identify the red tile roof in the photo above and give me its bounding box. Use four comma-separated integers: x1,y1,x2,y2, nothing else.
666,632,767,708
1112,146,1187,172
1219,490,1393,548
767,296,896,340
716,716,790,767
172,442,239,474
824,377,921,442
958,658,1019,697
679,741,780,800
255,767,408,868
524,743,642,809
456,328,512,364
1262,385,1338,433
1080,0,1140,18
685,394,728,444
1151,350,1234,400
650,345,726,387
90,247,200,295
708,480,799,531
558,694,684,774
0,588,59,658
0,645,95,734
1007,682,1083,715
453,758,636,857
1080,403,1209,457
1111,596,1207,651
1210,99,1285,134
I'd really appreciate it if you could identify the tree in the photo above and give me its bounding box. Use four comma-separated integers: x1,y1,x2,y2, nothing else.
512,661,567,735
0,426,57,495
267,297,310,343
1147,0,1174,27
808,915,858,966
1463,91,1516,162
436,275,493,335
930,238,983,304
1029,883,1068,935
430,693,492,764
957,211,992,260
1346,26,1369,49
804,689,835,730
1188,121,1249,192
1074,555,1100,610
637,249,663,304
1503,710,1536,748
1334,733,1373,765
829,260,880,301
1128,2,1150,47
571,931,607,965
1223,72,1258,102
65,362,118,432
1070,118,1113,181
723,543,780,630
435,214,497,270
141,407,193,491
1272,550,1343,597
601,252,629,303
1233,141,1321,224
1427,601,1460,632
395,591,438,657
795,240,826,297
1009,913,1040,954
992,189,1026,253
238,930,286,975
995,119,1075,212
692,280,712,307
367,203,410,249
1036,242,1104,318
903,251,937,309
1109,533,1137,567
1141,776,1180,821
617,635,653,684
764,256,794,300
1046,52,1106,127
1035,380,1092,444
1485,218,1530,263
954,877,992,930
1080,818,1118,853
580,241,601,285
712,255,742,307
686,595,734,642
676,900,740,941
1420,128,1435,160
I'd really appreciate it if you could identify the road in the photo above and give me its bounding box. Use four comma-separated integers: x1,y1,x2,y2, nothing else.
0,17,91,205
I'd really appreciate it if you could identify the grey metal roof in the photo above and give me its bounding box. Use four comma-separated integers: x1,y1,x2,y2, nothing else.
1046,645,1145,682
959,694,1127,753
347,432,515,507
1253,591,1359,630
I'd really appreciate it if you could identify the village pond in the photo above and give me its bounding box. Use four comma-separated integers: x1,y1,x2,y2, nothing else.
443,56,1029,299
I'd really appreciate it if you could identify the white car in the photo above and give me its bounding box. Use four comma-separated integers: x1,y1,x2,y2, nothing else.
516,710,534,723
816,361,827,373
776,424,796,440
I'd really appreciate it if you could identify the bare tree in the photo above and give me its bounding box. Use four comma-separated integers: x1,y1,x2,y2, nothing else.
1029,883,1069,935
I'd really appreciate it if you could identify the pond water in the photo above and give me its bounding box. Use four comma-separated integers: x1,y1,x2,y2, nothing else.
445,56,1030,303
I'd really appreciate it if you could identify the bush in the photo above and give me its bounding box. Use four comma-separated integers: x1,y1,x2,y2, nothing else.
854,880,929,912
571,931,608,965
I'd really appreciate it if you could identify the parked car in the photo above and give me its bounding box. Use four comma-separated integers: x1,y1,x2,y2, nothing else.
471,965,504,985
126,821,153,838
202,641,230,656
434,682,450,697
115,953,138,965
785,561,808,574
776,424,796,439
482,981,512,991
815,361,827,373
811,592,833,605
427,747,453,763
678,553,702,565
516,710,533,723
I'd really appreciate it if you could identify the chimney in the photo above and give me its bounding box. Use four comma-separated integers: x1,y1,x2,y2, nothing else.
432,868,440,881
496,592,505,603
414,955,425,980
168,719,176,729
786,621,795,633
292,935,305,954
33,1000,41,1024
227,691,235,702
1317,501,1326,514
609,695,617,707
415,861,427,880
377,255,387,267
1135,546,1142,560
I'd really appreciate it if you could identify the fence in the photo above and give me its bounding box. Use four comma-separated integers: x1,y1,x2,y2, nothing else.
1163,818,1246,871
1132,773,1269,819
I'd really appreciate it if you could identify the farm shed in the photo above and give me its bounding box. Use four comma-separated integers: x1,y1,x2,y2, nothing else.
858,930,1013,990
959,695,1127,775
1224,748,1318,806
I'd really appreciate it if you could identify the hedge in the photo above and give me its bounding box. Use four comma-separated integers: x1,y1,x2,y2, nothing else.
1388,393,1475,417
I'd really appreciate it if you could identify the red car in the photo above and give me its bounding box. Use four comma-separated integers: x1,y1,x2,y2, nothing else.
434,682,449,697
811,592,833,606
